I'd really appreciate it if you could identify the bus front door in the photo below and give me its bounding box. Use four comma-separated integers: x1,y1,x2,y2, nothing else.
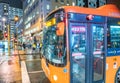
69,23,105,83
70,23,87,83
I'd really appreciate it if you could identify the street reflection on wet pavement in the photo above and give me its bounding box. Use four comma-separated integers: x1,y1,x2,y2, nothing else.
0,50,50,83
25,55,50,83
0,56,22,83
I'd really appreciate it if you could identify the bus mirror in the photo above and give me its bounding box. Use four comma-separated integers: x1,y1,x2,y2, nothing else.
56,22,64,36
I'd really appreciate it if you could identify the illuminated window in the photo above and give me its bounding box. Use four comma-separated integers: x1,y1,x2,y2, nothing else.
4,7,7,10
4,5,7,7
46,4,50,10
25,23,31,29
27,0,30,3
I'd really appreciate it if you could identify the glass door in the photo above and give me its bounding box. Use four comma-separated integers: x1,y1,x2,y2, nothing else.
70,22,87,83
69,23,105,83
92,25,105,83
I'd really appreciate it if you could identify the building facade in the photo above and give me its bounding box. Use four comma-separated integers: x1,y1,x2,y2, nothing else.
107,0,120,8
15,17,23,43
9,6,23,38
0,3,9,31
0,3,23,40
51,0,106,9
22,0,52,43
23,0,40,43
22,0,106,43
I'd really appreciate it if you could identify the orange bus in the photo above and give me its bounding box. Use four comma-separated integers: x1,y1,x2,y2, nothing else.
41,4,120,83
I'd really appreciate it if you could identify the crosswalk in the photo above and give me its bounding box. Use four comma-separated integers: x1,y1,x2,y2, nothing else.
21,61,31,83
0,49,48,83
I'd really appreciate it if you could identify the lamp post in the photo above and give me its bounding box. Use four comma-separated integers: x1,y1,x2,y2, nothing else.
14,15,19,51
1,17,6,54
7,15,19,56
7,24,10,56
2,17,6,40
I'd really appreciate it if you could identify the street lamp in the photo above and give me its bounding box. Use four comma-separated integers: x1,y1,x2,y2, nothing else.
2,17,6,39
7,15,19,56
14,15,19,22
2,17,6,22
7,23,10,56
14,15,19,50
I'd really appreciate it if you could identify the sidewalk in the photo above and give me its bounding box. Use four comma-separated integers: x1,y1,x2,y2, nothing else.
0,55,8,65
0,55,22,83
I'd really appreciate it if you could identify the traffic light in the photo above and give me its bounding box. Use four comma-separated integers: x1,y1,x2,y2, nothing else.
4,32,8,38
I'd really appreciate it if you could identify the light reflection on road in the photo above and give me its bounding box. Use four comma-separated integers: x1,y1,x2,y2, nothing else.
21,49,50,83
0,55,21,83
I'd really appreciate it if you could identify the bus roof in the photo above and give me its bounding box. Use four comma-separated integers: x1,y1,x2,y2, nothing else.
47,4,120,18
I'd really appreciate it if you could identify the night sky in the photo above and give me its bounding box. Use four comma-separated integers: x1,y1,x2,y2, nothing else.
0,0,22,9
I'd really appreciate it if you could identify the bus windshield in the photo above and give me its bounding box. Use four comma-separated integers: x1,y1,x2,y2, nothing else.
42,10,66,66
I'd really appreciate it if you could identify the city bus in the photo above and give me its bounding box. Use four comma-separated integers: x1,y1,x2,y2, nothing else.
41,4,120,83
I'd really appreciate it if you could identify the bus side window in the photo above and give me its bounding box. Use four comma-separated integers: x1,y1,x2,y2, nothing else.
55,12,64,23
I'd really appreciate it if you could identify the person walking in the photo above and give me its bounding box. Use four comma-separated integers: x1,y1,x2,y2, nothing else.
32,43,36,54
22,43,26,50
40,42,42,51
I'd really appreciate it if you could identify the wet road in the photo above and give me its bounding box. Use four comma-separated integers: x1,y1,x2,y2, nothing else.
26,60,49,83
20,49,50,83
0,49,50,83
0,55,22,83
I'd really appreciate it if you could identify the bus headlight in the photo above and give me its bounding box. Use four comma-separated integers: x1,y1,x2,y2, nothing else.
53,75,58,81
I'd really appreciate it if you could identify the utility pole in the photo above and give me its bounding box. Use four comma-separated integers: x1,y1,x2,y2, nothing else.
7,24,10,56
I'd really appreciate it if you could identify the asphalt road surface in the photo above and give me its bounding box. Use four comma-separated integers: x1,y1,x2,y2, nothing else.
20,49,50,83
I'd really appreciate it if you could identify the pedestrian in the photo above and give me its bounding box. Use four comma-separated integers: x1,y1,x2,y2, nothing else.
36,42,40,53
22,43,26,50
40,42,42,51
32,43,36,54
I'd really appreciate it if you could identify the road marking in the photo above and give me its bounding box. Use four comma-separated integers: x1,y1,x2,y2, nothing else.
28,70,43,74
21,61,31,83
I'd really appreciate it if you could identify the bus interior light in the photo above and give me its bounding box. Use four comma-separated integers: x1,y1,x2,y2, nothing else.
110,25,120,28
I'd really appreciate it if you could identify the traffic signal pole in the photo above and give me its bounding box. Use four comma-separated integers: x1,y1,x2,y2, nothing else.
7,24,10,56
